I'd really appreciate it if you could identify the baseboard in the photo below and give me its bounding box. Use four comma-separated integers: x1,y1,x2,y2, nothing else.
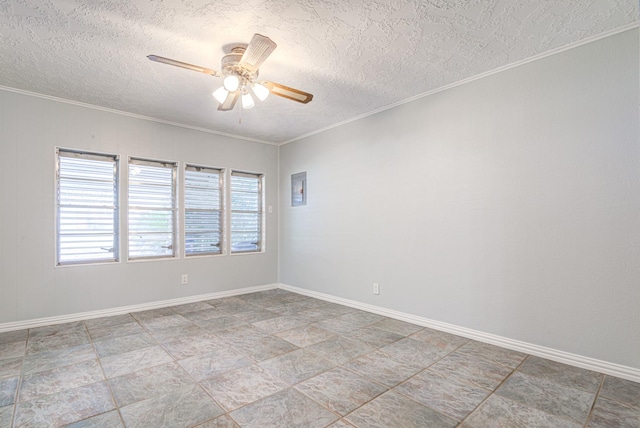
0,283,278,333
3,282,637,383
278,283,640,383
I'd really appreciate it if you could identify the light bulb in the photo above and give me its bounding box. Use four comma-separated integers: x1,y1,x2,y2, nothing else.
212,87,229,104
223,75,239,92
241,92,255,109
252,83,270,101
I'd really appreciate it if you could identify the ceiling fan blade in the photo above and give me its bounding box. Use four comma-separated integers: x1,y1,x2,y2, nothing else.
263,81,313,104
147,55,220,77
217,91,239,111
240,34,277,72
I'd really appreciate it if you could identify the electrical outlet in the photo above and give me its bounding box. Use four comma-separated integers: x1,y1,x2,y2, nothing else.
181,274,188,285
373,283,380,295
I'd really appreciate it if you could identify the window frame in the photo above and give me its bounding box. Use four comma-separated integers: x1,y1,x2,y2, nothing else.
184,163,225,257
229,170,265,254
127,157,178,261
55,148,120,266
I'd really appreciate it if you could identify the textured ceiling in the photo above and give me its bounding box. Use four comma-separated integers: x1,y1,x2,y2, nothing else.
0,0,637,144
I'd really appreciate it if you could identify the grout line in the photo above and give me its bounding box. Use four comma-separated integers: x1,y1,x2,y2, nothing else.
9,334,29,428
456,354,531,426
291,384,344,423
350,334,474,424
3,290,637,427
584,375,606,428
10,365,21,428
149,307,235,425
280,284,640,383
83,318,128,427
100,307,227,426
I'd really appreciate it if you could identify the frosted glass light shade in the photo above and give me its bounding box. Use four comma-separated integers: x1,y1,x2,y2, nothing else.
242,92,255,109
223,75,240,92
252,83,270,101
212,87,229,104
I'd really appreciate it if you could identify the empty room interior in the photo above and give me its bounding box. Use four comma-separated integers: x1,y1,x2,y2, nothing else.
0,1,639,427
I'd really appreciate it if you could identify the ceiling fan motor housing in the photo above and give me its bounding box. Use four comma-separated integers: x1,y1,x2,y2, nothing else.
221,47,258,83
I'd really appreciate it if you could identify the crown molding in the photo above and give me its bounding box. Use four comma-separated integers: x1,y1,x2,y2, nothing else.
280,23,639,146
0,85,278,146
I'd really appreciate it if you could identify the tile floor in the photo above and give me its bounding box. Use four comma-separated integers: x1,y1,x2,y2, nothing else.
0,289,638,427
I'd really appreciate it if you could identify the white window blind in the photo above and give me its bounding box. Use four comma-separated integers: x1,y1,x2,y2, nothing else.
230,171,263,253
128,158,177,259
184,165,223,256
56,149,119,265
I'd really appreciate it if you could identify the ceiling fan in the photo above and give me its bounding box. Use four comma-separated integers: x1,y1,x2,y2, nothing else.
148,34,313,111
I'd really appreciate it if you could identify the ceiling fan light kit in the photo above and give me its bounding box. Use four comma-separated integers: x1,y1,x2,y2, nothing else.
252,83,270,101
223,75,240,92
212,86,229,104
148,33,313,113
241,91,255,109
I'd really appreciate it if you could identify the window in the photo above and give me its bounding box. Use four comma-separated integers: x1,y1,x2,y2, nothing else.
128,158,177,259
184,165,223,256
230,171,263,253
56,149,119,265
57,150,264,262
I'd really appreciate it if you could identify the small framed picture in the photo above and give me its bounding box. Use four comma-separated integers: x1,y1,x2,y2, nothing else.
291,172,306,206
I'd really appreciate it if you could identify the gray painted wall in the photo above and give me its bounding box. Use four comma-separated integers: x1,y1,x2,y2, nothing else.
0,91,278,323
279,29,639,368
